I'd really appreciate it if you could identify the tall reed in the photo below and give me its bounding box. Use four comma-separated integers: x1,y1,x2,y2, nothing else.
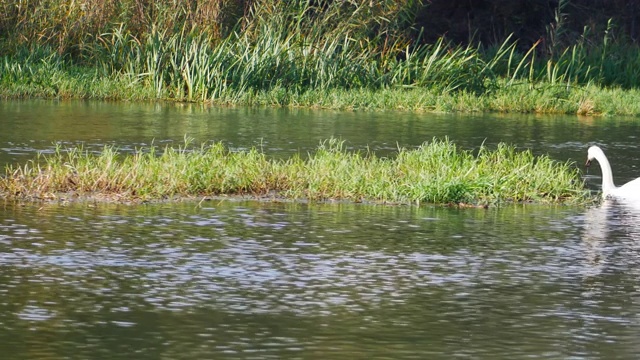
3,0,640,106
78,0,512,102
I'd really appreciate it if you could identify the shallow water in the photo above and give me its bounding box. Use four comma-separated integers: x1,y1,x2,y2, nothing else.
1,100,640,359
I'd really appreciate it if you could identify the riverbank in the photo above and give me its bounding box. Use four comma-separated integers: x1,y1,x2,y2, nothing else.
3,43,640,116
2,60,640,116
3,0,640,115
0,139,589,206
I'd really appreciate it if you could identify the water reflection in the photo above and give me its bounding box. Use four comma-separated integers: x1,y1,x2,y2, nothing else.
582,199,640,277
3,100,640,172
576,200,640,360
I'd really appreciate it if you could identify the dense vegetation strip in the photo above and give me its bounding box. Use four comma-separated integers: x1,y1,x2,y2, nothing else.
0,139,589,205
1,1,640,114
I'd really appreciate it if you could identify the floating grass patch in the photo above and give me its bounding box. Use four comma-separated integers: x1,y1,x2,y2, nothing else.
0,139,589,205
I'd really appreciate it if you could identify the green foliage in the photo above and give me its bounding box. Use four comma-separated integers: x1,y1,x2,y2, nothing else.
71,0,500,100
0,138,589,205
2,0,640,111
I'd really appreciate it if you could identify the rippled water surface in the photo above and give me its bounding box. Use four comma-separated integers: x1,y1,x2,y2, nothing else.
2,201,640,359
2,100,640,359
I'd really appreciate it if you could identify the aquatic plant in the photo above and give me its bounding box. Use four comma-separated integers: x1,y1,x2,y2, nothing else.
2,0,640,112
3,22,640,115
0,139,589,205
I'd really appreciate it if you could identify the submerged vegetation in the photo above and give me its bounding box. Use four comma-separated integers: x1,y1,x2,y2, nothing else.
0,0,640,115
0,139,589,205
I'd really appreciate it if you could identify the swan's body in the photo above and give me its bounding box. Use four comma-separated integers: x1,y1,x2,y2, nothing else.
586,145,640,201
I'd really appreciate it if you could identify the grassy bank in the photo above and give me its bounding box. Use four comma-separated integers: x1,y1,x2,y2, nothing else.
0,139,589,205
2,1,640,115
3,52,640,115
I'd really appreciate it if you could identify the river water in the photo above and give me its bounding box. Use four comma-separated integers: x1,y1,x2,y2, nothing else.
1,100,640,359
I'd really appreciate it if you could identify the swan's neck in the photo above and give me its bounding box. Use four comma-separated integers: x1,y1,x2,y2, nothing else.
595,152,617,195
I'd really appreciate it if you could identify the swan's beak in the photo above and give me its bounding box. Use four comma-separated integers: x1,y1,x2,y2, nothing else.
585,158,592,167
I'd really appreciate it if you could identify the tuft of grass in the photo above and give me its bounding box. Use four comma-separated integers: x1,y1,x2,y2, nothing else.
0,138,589,205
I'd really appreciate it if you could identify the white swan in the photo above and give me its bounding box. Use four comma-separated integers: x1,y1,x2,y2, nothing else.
586,145,640,201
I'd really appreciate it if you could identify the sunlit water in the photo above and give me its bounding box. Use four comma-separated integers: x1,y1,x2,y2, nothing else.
2,100,640,359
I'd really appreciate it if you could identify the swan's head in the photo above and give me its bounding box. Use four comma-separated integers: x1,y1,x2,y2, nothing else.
586,145,605,167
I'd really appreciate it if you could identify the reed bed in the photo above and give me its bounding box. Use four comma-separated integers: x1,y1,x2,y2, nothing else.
0,139,589,205
3,1,640,114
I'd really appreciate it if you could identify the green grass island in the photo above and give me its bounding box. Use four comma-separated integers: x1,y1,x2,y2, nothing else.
0,139,590,206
